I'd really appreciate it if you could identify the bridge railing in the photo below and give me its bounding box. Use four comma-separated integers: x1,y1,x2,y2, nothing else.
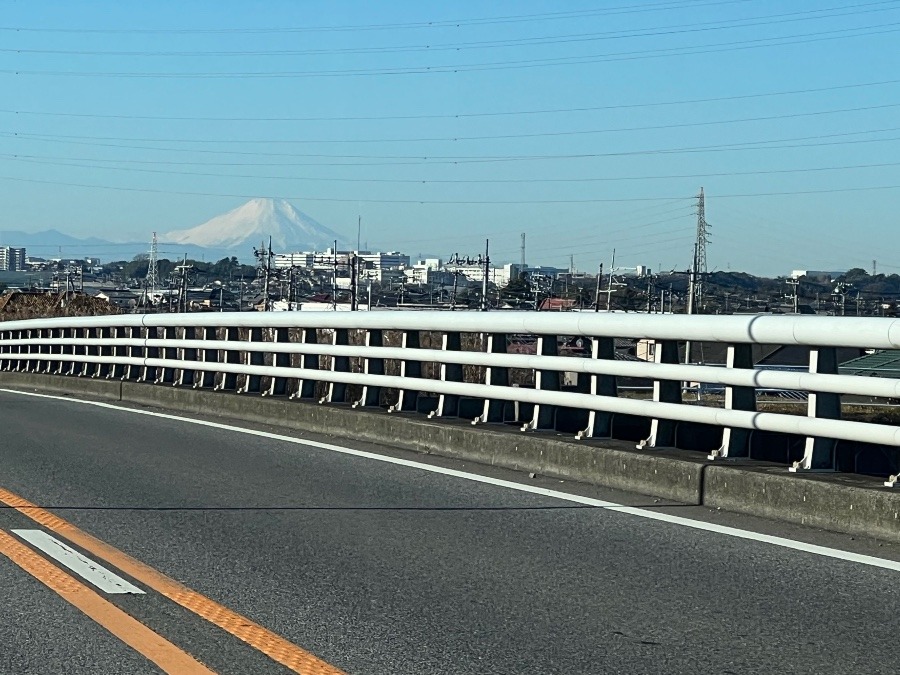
2,312,900,484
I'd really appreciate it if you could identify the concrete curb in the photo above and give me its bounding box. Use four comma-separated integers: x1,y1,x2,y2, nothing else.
3,372,899,542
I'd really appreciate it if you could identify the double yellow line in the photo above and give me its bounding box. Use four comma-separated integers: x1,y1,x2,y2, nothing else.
0,486,345,675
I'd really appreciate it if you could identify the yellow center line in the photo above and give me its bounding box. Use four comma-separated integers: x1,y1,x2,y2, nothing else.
0,487,346,675
0,528,216,674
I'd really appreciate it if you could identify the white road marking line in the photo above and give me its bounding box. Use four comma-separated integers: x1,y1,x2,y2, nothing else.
3,387,900,573
12,529,145,595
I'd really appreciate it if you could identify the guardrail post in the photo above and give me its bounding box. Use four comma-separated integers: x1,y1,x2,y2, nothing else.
47,328,66,375
265,327,292,397
320,328,350,404
238,327,264,394
215,327,241,391
352,329,384,408
176,326,197,387
0,328,9,371
521,334,561,432
109,326,127,380
474,333,509,424
791,347,840,472
59,327,73,375
76,328,92,377
195,326,219,389
576,337,617,439
93,327,111,379
428,331,464,418
140,327,158,383
290,328,320,400
637,340,680,448
26,328,39,373
156,326,178,385
122,326,141,380
388,330,423,413
41,328,53,374
709,344,756,459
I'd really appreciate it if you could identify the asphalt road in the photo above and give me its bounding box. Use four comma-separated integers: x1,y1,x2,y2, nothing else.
1,388,899,674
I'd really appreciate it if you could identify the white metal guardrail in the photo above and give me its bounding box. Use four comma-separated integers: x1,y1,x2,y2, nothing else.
2,312,900,484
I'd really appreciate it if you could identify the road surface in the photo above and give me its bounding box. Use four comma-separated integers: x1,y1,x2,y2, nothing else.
0,387,898,674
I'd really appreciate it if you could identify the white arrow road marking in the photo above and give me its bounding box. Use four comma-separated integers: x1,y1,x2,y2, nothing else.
12,529,145,595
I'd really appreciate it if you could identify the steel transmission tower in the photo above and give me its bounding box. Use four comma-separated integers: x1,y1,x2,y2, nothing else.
146,231,160,294
693,187,710,309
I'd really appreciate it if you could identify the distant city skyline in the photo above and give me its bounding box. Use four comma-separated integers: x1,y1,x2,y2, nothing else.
1,1,899,277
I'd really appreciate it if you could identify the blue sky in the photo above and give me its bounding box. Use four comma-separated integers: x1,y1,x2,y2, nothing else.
1,0,899,276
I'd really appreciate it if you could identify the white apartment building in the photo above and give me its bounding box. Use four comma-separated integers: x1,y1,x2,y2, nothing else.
274,249,411,271
0,246,26,271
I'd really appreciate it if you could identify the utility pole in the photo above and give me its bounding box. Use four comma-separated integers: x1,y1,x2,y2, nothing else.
786,277,800,313
686,244,697,317
448,242,490,311
605,249,616,311
174,256,192,313
482,238,490,311
357,216,361,253
349,253,358,311
594,262,603,312
332,240,338,311
254,237,274,311
685,244,698,364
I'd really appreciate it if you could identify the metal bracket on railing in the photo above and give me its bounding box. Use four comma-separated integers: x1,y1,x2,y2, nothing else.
473,333,509,425
709,344,756,460
388,330,422,413
576,337,617,440
428,331,464,419
521,334,560,432
637,340,680,449
790,347,840,472
319,328,350,404
290,328,321,400
352,329,385,408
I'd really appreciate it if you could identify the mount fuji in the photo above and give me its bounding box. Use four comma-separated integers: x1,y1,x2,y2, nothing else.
163,198,349,252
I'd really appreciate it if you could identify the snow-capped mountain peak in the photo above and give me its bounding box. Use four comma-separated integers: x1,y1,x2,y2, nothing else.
163,198,348,251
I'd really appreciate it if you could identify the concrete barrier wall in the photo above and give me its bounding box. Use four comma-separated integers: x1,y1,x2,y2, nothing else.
3,372,898,543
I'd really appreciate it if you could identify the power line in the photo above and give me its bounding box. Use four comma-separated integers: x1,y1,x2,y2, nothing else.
3,173,900,204
2,21,899,78
0,2,763,34
5,101,900,146
3,78,898,122
5,125,900,163
8,153,900,184
1,3,894,56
